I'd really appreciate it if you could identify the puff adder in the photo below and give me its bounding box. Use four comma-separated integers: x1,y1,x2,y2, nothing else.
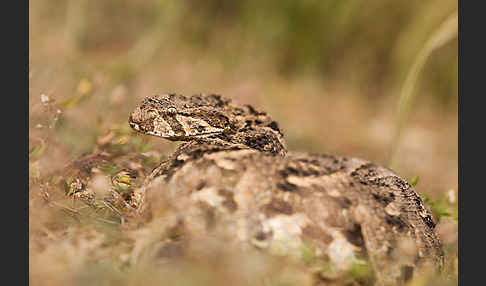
127,93,444,285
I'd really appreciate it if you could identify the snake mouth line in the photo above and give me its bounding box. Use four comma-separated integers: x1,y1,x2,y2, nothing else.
165,131,224,141
133,129,224,141
129,120,225,141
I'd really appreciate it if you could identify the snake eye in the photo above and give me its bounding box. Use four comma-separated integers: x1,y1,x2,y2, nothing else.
223,126,233,134
167,107,177,115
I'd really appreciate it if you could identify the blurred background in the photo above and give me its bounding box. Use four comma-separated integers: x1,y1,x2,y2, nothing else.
29,0,458,284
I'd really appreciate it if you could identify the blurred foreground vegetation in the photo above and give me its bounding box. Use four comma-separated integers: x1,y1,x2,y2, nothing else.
30,1,457,285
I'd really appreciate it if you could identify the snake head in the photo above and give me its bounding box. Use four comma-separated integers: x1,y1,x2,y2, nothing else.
130,93,287,155
129,93,236,141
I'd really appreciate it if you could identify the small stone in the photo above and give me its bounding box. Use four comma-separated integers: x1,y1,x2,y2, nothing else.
91,174,111,198
447,189,456,203
40,94,49,104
